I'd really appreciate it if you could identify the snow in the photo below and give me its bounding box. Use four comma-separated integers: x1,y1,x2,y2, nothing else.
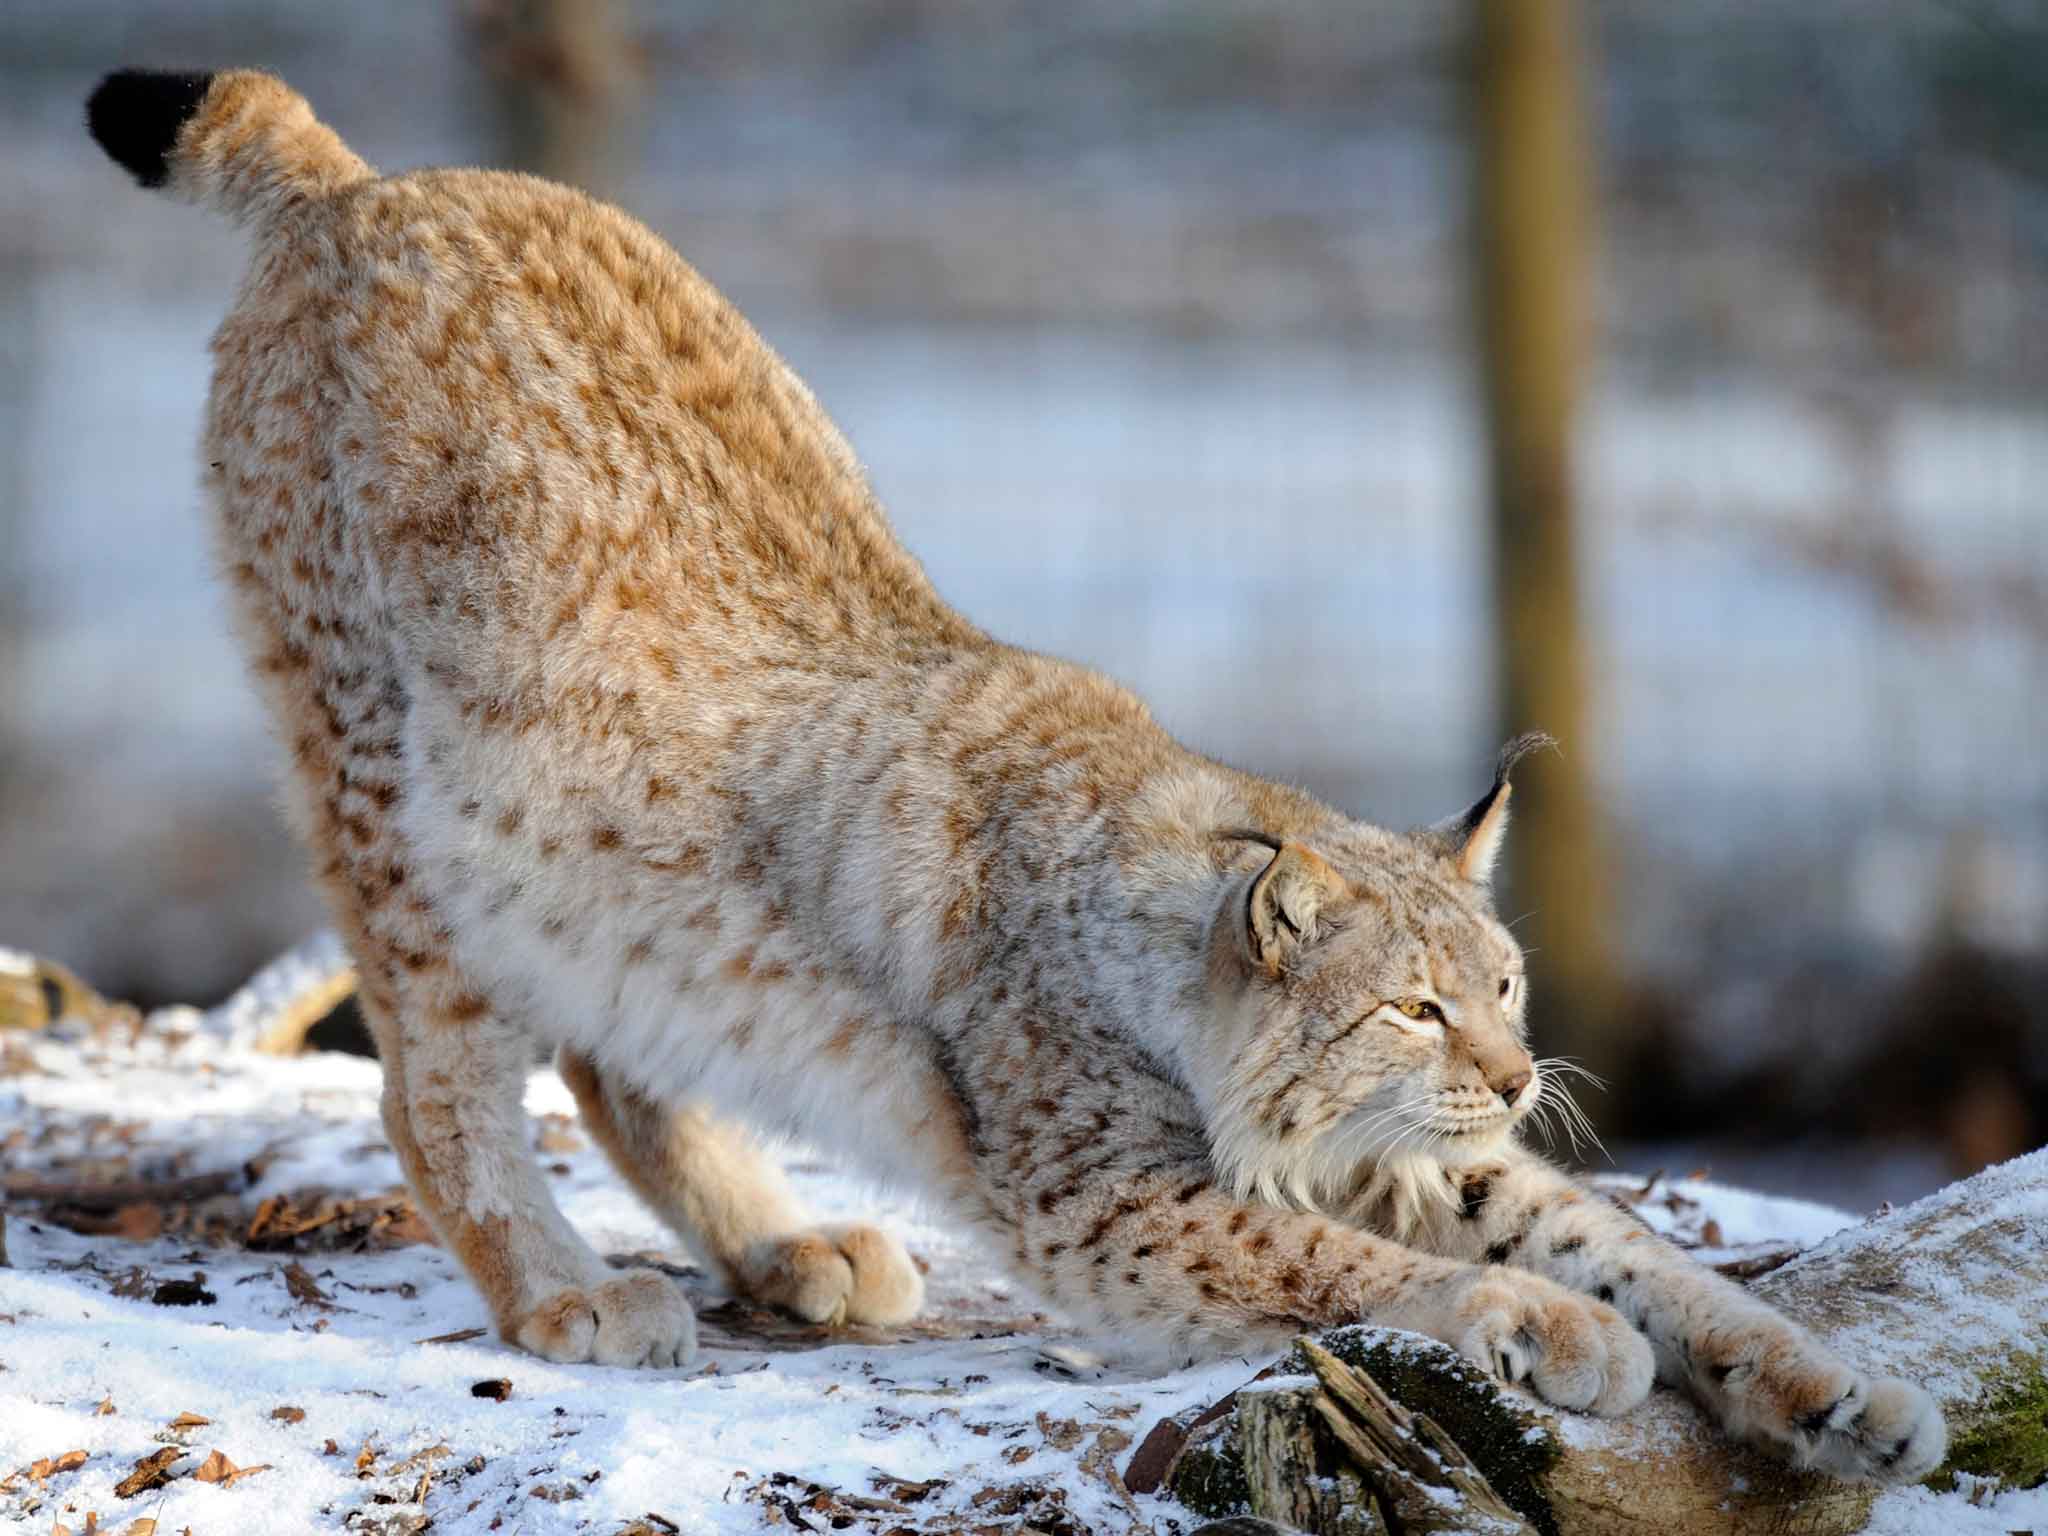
1585,1169,1859,1254
1,959,2039,1534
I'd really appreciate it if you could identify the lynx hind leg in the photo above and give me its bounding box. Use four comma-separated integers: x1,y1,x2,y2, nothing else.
558,1051,924,1327
367,981,694,1368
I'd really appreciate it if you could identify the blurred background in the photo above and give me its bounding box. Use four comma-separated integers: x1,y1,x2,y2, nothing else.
2,1,2042,1209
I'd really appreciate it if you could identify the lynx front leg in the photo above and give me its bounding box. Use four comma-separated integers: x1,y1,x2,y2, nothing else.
364,978,695,1367
1008,1141,1650,1411
558,1051,923,1326
1426,1152,1945,1482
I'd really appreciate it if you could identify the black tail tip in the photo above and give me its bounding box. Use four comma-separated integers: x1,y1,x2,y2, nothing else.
86,69,214,188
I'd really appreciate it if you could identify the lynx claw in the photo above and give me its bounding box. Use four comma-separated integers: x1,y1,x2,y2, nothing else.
1768,1367,1946,1484
1454,1272,1654,1416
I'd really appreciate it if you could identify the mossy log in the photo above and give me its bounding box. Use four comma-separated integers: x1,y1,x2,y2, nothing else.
1156,1150,2048,1535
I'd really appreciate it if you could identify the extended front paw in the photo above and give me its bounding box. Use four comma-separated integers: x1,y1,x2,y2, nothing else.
512,1269,696,1368
1700,1325,1946,1484
1449,1270,1655,1416
739,1222,924,1327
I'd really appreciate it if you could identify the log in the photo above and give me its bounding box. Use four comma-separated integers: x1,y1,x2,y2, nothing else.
1162,1149,2048,1535
1238,1380,1386,1536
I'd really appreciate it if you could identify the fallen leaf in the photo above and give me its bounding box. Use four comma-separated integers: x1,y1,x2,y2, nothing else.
1035,1412,1083,1451
270,1405,306,1424
166,1412,211,1430
1701,1218,1726,1247
191,1449,270,1488
871,1475,947,1504
93,1396,116,1416
27,1449,89,1484
353,1443,377,1474
282,1261,332,1304
534,1115,582,1153
1078,1424,1140,1517
470,1378,513,1402
113,1448,182,1499
117,1522,155,1536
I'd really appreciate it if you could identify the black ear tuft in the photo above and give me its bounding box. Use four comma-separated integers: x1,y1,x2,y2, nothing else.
1415,730,1557,884
86,69,215,188
1488,731,1555,799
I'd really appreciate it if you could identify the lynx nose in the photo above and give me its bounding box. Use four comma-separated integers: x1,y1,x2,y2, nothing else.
1493,1069,1532,1107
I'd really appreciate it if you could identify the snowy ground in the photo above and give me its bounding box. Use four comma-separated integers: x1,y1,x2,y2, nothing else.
2,952,2044,1535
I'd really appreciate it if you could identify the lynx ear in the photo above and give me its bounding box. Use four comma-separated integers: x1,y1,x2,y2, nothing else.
1245,841,1346,973
1422,732,1554,886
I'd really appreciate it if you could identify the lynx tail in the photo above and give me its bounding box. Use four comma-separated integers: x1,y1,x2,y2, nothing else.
86,68,371,227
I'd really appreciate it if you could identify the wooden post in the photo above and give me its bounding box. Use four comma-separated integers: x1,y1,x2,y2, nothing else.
465,0,640,199
1470,0,1625,1089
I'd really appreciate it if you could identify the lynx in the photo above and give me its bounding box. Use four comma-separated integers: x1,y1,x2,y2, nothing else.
85,68,1942,1483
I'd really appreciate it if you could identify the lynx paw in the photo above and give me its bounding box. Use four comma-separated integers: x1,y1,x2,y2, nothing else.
740,1223,925,1327
1451,1270,1654,1416
1703,1328,1947,1484
512,1269,696,1368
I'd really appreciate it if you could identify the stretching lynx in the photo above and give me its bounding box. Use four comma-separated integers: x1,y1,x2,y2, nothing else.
87,69,1942,1482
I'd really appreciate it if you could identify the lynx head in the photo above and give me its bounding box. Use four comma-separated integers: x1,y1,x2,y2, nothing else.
1201,735,1561,1226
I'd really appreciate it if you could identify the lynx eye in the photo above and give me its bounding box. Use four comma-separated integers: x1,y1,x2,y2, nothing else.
1395,997,1442,1022
1499,978,1512,998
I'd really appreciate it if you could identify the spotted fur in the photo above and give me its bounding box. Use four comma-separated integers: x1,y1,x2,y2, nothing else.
85,70,1942,1481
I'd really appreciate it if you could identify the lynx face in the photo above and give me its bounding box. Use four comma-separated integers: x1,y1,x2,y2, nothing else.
1206,829,1539,1212
1194,738,1559,1215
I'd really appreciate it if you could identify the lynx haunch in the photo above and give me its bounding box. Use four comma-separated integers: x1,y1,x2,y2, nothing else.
84,67,1942,1484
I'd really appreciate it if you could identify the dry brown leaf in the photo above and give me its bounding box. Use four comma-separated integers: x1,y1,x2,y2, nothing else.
1078,1424,1140,1518
1035,1412,1083,1451
93,1396,116,1416
353,1442,377,1474
191,1449,271,1488
282,1261,331,1304
166,1412,211,1430
534,1114,583,1153
28,1449,89,1484
117,1521,155,1536
269,1405,306,1424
